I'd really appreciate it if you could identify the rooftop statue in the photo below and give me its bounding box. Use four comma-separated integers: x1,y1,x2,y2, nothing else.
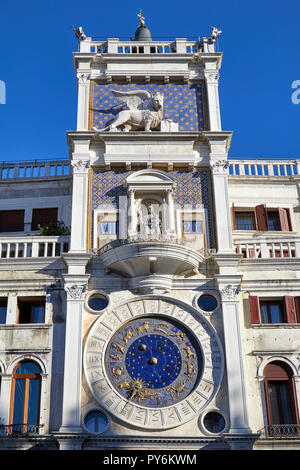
93,89,164,132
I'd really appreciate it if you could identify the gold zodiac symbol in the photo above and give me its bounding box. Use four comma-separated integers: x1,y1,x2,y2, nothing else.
123,329,134,344
119,381,131,390
171,331,186,342
183,346,196,358
110,353,122,360
112,367,124,377
135,321,150,335
184,361,197,376
112,343,124,354
167,382,185,400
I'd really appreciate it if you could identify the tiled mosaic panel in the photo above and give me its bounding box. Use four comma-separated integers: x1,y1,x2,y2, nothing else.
91,169,214,245
90,82,206,132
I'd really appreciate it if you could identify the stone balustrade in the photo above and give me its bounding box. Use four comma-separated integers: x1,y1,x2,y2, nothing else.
0,235,70,259
234,237,300,259
88,38,203,55
0,160,70,181
229,160,300,177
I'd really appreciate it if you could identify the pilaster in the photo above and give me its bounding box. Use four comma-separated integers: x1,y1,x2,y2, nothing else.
216,274,252,435
70,141,91,252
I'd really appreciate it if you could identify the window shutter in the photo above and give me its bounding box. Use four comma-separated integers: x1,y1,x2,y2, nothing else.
294,297,300,323
284,296,296,323
0,210,25,232
231,203,236,229
278,208,290,231
31,208,58,230
249,296,260,324
255,204,268,231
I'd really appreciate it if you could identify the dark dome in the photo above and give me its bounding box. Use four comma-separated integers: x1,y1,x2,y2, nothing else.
134,25,152,41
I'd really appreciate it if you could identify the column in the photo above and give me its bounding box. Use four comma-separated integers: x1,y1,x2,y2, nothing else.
166,189,176,234
70,151,90,252
76,72,90,131
218,280,252,434
58,275,89,434
0,373,11,426
204,70,222,131
128,189,136,236
6,292,17,324
210,157,234,253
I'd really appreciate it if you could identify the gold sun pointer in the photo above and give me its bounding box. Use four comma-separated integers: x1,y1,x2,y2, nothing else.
128,378,147,400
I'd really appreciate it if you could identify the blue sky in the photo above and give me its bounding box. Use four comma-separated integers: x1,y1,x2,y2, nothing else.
1,0,300,162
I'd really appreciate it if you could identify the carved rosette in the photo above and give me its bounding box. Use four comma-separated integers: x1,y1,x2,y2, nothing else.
210,160,230,175
65,284,87,301
220,284,241,302
71,159,90,174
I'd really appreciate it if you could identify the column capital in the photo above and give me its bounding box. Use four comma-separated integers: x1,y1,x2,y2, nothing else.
204,70,220,85
71,159,90,174
210,159,230,175
220,284,241,302
64,283,87,301
77,72,90,84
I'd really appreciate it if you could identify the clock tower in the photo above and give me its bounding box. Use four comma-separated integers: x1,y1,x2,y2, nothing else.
57,15,258,450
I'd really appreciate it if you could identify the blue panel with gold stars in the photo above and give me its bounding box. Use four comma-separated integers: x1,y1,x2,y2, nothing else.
90,82,206,131
105,316,202,407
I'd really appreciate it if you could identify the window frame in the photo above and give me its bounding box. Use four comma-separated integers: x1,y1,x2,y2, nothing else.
232,205,292,232
263,362,299,429
17,298,46,324
9,361,42,434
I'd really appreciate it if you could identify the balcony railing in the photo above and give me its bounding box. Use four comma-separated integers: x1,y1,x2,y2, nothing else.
259,424,300,438
0,160,71,181
0,235,70,259
229,160,300,177
0,424,43,436
234,237,300,259
87,38,203,55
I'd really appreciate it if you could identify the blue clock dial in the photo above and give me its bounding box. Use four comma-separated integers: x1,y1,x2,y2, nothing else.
105,316,202,407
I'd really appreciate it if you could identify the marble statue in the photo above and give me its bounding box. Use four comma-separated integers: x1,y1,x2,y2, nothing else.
93,89,164,132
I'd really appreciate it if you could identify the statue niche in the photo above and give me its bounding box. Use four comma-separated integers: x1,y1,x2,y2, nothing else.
137,199,162,237
93,89,164,132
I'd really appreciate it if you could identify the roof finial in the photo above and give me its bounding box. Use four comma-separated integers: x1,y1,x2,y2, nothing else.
137,9,145,27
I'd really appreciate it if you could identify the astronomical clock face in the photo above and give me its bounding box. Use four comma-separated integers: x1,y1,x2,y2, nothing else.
84,297,224,430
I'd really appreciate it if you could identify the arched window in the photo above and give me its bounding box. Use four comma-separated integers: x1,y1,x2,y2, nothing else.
264,361,299,436
9,361,42,434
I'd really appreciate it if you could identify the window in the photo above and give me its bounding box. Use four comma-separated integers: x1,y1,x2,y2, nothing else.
232,204,291,231
249,296,300,324
264,361,299,434
235,212,256,230
182,212,203,233
31,208,58,230
17,299,45,324
0,298,7,324
84,411,108,433
260,300,285,324
0,210,24,232
9,361,42,434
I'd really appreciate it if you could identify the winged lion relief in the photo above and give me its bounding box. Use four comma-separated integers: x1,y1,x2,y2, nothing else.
93,89,176,132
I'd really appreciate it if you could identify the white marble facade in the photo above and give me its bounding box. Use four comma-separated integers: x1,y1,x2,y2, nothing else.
0,25,299,452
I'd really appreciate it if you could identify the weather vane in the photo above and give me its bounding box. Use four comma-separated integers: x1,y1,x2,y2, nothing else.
138,9,145,27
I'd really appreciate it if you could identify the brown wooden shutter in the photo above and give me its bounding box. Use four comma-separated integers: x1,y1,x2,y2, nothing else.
249,296,260,324
0,210,24,232
284,296,297,323
278,208,290,231
294,297,300,323
255,204,268,231
31,208,58,230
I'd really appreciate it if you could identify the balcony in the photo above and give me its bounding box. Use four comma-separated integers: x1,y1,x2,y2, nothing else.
259,424,300,439
96,235,214,280
234,237,300,259
229,159,300,178
0,235,70,259
0,424,43,436
0,159,71,182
